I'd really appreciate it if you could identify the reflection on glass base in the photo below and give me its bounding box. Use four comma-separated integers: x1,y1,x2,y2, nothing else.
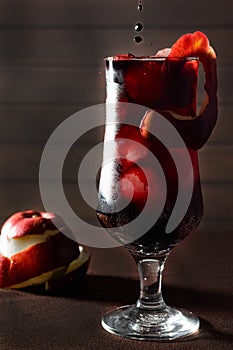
101,304,200,341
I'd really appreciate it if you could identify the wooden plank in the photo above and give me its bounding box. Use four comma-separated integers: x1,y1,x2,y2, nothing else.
0,105,104,144
0,141,103,182
0,65,231,105
0,66,106,105
0,28,231,65
202,183,233,221
0,183,232,228
209,106,233,144
0,143,232,183
0,0,231,27
199,145,233,182
0,183,97,227
0,183,44,220
0,105,231,144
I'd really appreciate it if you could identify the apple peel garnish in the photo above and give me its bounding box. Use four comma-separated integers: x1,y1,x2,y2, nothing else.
169,32,217,146
0,210,90,291
9,246,90,291
168,31,216,60
150,31,218,149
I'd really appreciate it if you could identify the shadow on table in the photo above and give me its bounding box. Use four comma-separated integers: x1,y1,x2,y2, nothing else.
62,274,233,309
22,274,139,303
23,273,233,310
197,318,233,345
19,274,233,344
78,275,233,344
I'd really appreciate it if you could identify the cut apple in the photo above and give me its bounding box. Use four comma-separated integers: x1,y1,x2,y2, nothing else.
166,31,218,148
0,210,89,290
148,31,218,149
9,246,90,291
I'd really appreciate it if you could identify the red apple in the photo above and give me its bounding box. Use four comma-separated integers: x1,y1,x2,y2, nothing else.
120,166,160,210
0,210,89,289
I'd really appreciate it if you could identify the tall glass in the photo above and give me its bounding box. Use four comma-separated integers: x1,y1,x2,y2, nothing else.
97,56,204,340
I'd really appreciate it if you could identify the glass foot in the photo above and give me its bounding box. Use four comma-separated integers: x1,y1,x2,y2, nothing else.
101,304,200,341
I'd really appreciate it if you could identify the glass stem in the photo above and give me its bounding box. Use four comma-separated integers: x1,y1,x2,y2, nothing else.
136,257,167,311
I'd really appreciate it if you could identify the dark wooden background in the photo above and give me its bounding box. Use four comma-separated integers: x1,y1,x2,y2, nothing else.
0,0,232,233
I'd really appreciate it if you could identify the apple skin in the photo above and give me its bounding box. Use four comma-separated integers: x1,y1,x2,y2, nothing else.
1,210,65,239
166,31,218,149
0,210,80,288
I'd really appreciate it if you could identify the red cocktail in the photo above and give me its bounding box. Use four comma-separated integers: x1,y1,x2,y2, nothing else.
97,56,203,254
97,32,218,340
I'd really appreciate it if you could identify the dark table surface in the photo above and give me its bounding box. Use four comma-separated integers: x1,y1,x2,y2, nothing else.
0,230,232,350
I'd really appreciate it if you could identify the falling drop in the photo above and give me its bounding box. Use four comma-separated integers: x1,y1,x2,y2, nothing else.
135,22,143,32
134,1,144,44
137,1,143,11
134,36,143,44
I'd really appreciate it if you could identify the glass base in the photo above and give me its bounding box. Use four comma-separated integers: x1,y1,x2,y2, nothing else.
101,304,200,341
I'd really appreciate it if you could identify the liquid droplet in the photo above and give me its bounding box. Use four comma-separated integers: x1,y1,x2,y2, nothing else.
137,1,143,11
134,22,143,32
134,36,143,44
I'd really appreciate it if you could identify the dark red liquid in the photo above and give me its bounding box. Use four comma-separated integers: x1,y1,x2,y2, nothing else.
97,56,203,254
105,56,199,117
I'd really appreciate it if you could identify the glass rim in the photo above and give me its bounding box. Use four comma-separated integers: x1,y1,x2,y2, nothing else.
105,56,199,62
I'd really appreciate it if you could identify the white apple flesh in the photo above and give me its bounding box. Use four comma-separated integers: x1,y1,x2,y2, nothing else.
0,210,86,289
